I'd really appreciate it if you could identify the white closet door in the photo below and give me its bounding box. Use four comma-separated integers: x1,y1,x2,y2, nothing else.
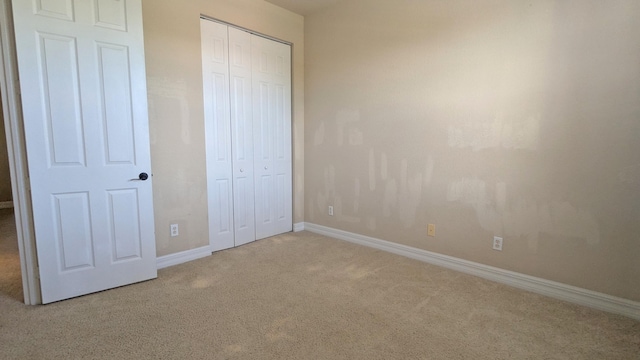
252,35,292,240
202,18,292,246
201,20,234,252
228,27,256,246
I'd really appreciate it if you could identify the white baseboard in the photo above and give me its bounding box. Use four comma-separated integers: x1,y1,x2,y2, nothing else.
293,222,305,232
303,222,640,320
156,245,211,270
0,201,13,209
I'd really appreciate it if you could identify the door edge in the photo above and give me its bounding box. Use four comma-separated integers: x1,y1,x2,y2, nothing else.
0,0,41,305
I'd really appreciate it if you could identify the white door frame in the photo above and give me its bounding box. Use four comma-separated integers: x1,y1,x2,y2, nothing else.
0,0,41,305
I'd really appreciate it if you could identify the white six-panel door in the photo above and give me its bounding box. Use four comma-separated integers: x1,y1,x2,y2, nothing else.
201,18,291,250
228,27,256,246
201,20,235,252
12,0,157,303
251,35,292,240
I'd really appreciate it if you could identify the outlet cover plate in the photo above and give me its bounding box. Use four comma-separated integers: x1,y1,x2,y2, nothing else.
493,236,503,251
427,224,436,237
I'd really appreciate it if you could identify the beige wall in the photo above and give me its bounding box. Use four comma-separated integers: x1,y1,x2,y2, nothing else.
142,0,304,256
305,0,640,301
0,98,12,202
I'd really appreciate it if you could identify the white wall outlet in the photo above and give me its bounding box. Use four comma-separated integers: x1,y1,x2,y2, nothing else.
328,206,334,216
493,236,503,251
170,224,179,237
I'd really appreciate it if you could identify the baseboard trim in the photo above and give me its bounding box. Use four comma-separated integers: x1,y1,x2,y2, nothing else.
156,245,211,270
293,222,305,232
0,201,13,209
303,222,640,320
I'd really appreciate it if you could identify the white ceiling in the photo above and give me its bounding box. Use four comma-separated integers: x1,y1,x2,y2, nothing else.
264,0,343,16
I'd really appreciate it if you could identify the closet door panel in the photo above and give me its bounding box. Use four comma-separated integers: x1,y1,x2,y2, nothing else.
272,72,292,235
201,19,234,251
229,27,256,246
252,35,292,240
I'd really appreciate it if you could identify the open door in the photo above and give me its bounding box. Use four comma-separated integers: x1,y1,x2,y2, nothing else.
12,0,156,303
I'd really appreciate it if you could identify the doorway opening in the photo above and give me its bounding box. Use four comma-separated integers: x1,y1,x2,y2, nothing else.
0,0,41,305
0,89,22,302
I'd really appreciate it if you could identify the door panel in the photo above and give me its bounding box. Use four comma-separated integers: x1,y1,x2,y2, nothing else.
35,0,74,21
276,173,286,221
40,33,86,166
275,85,286,159
94,0,127,31
229,27,255,247
107,189,142,261
252,35,292,240
234,177,249,229
215,179,232,235
258,174,272,224
13,0,156,303
201,19,234,252
53,192,94,271
97,42,135,164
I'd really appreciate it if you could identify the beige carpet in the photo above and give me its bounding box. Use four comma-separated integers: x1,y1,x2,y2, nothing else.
0,212,638,359
0,208,22,302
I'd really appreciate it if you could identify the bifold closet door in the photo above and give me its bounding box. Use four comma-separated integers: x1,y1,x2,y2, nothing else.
201,18,292,250
228,27,256,246
252,35,292,240
201,20,234,252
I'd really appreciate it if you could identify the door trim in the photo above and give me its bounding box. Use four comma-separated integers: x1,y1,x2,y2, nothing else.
0,0,40,305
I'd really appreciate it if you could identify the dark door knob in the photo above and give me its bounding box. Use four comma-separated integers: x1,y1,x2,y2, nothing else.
138,172,149,181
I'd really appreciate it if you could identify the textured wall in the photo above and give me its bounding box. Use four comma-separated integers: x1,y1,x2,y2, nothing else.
0,98,11,202
305,0,640,301
142,0,304,256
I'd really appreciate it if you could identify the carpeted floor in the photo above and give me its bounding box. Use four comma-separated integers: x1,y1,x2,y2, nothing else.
0,208,22,302
0,210,639,359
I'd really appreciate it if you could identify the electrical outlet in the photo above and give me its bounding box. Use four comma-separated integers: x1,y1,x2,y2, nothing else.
328,206,334,216
493,236,503,251
170,224,179,237
427,224,436,237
